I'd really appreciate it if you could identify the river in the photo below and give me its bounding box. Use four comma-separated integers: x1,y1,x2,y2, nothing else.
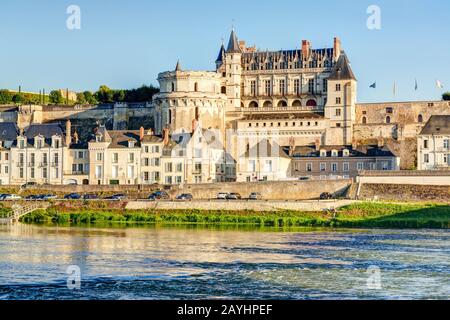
0,223,448,300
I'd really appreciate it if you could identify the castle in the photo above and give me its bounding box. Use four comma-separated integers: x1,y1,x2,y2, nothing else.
0,30,448,186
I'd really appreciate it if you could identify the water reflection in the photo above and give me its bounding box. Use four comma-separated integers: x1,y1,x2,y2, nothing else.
0,223,449,300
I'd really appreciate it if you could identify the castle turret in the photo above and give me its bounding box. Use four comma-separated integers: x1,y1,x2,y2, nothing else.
223,29,243,110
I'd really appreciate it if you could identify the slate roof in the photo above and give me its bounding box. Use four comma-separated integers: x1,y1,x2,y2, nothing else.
25,123,64,139
243,140,290,159
420,115,450,135
216,44,225,63
226,30,241,53
0,122,19,141
328,53,356,81
290,145,395,158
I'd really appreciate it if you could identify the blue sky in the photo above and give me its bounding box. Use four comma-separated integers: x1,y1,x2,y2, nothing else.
0,0,449,102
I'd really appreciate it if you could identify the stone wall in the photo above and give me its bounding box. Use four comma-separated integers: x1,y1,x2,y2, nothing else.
358,184,450,203
3,180,352,200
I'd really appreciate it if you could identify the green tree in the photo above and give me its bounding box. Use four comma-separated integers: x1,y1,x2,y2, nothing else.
443,92,450,101
83,91,97,104
49,90,64,104
0,90,13,104
113,90,126,102
95,85,114,103
76,92,86,104
12,93,25,104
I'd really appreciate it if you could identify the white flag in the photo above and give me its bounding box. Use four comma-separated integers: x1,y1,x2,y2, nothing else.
436,80,444,89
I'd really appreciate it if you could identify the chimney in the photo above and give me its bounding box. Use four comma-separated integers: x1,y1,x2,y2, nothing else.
163,127,170,146
73,131,79,144
139,126,145,141
147,128,153,136
192,118,198,133
65,119,72,146
301,40,311,60
352,139,358,150
333,37,341,61
315,137,321,151
377,136,385,148
239,40,246,52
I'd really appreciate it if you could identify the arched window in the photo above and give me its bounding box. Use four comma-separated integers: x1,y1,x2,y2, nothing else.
249,101,258,108
263,101,273,108
292,100,302,107
386,116,391,124
306,99,317,107
418,114,423,123
194,82,198,92
277,100,287,107
362,116,367,124
171,82,175,92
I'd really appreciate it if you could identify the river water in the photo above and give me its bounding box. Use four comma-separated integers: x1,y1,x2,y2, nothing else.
0,223,448,300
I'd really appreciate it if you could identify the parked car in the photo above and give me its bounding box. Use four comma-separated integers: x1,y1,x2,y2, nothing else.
2,194,22,201
25,195,40,200
21,182,37,189
216,192,229,200
148,191,170,201
176,193,193,201
298,176,310,181
249,192,262,200
320,192,334,200
41,194,57,200
226,193,242,200
64,193,82,200
104,194,128,201
83,194,99,200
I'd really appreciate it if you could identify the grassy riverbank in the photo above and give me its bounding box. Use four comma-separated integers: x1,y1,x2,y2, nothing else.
19,201,450,229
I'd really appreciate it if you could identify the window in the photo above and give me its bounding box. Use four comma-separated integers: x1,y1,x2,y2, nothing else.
343,162,350,172
264,80,271,95
171,82,175,92
42,167,47,178
30,168,35,179
336,108,341,116
127,165,134,178
42,153,48,165
279,79,286,95
30,153,35,166
264,160,273,172
423,140,428,149
128,153,135,163
424,154,429,163
294,79,300,95
250,81,256,96
323,79,328,92
194,82,198,92
19,139,25,149
53,153,59,166
19,168,24,179
175,176,182,184
112,153,118,163
320,150,327,157
19,153,24,166
176,163,183,172
96,153,103,161
418,114,423,123
332,163,338,172
320,163,326,172
331,150,338,157
308,79,314,94
165,176,173,185
249,160,256,172
128,141,135,148
386,107,393,114
54,139,60,149
357,162,364,171
336,84,341,91
336,97,341,105
112,166,119,178
386,116,391,124
444,139,449,149
362,116,367,124
4,166,8,174
144,172,149,181
194,163,202,173
306,163,313,172
95,165,102,178
165,163,173,173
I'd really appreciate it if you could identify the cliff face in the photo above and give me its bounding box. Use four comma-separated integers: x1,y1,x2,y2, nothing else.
359,184,450,202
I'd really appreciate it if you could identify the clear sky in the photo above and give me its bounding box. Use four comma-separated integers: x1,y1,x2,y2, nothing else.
0,0,449,102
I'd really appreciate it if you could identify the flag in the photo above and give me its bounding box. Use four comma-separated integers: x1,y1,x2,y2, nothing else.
369,82,376,89
415,79,418,91
436,80,444,89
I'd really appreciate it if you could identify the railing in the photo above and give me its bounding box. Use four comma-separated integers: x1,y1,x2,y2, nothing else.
234,106,322,113
359,170,450,177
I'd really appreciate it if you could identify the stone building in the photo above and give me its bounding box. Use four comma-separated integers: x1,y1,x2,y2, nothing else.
417,115,450,170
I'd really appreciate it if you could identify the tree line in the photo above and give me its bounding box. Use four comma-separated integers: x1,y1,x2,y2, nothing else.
0,84,159,105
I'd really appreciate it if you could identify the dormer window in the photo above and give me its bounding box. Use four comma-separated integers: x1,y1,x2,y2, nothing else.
128,141,135,148
320,150,327,157
19,138,25,149
96,134,102,142
343,149,350,157
52,137,61,149
35,137,44,149
331,150,338,157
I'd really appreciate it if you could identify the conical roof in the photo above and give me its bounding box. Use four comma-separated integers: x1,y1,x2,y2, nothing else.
226,30,241,53
329,53,356,81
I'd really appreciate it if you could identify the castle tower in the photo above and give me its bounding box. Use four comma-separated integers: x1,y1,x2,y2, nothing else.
223,30,243,111
324,52,357,145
